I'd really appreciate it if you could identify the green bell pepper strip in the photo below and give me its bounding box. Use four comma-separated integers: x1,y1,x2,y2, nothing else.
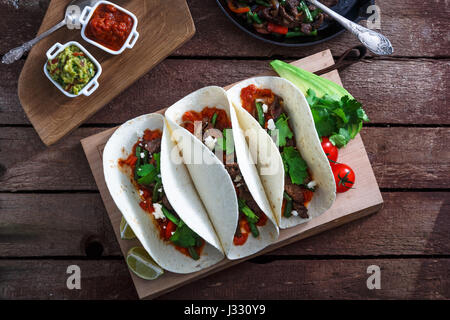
161,206,181,226
211,112,218,127
248,221,259,238
285,30,318,38
255,102,265,127
152,180,162,203
188,247,200,260
299,1,313,23
283,192,293,218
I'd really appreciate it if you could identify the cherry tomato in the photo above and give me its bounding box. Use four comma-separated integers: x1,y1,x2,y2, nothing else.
332,163,355,193
321,137,338,166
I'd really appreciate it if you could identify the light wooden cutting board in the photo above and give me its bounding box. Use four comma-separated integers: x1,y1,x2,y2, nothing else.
18,0,195,146
81,49,384,299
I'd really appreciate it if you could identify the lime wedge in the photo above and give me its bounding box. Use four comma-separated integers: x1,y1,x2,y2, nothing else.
126,247,164,280
120,216,136,240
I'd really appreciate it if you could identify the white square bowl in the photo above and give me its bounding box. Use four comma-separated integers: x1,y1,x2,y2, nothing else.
79,0,139,55
44,41,102,98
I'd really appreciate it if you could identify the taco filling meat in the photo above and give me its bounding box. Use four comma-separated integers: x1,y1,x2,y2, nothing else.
118,129,204,260
240,84,316,219
181,107,269,246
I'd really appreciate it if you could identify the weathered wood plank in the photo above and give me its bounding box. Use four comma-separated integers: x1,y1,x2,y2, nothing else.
1,59,449,125
1,127,448,191
0,192,448,257
0,258,448,299
1,0,448,58
0,193,121,257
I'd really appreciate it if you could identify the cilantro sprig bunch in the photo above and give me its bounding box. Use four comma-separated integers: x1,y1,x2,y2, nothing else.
306,89,370,148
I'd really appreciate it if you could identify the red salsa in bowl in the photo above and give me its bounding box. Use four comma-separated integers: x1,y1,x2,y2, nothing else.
81,1,139,54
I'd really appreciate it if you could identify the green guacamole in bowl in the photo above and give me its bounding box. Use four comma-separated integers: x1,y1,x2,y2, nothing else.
46,45,97,95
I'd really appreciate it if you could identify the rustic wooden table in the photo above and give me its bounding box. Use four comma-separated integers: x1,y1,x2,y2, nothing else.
0,0,449,299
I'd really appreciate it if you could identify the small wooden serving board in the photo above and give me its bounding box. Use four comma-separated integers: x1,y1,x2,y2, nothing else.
81,49,383,299
18,0,195,146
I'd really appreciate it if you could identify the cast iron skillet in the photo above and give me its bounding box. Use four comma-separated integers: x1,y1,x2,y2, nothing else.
216,0,375,47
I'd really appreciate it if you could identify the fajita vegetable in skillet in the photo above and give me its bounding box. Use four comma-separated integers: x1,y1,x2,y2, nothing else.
227,0,338,38
228,76,336,229
165,86,279,260
103,114,224,274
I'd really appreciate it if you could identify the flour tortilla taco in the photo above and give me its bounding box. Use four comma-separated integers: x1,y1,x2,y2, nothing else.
165,86,279,260
103,113,224,273
227,76,336,228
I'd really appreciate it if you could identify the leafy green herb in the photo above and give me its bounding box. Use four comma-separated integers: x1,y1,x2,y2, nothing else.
307,89,369,148
274,113,293,147
169,222,200,248
136,164,158,185
281,146,309,185
136,164,155,177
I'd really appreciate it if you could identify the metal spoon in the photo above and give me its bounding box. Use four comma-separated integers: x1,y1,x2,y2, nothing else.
308,0,393,55
2,0,98,64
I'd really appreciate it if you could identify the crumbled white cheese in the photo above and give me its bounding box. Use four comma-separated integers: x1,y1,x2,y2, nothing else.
267,118,276,131
262,103,268,113
139,190,144,196
204,135,217,151
291,210,299,217
152,203,165,220
234,175,242,183
307,180,317,189
255,98,265,103
140,152,145,159
158,188,162,193
157,174,161,178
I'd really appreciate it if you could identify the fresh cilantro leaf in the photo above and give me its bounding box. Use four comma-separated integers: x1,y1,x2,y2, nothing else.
275,113,293,147
136,164,158,185
169,223,200,248
310,107,336,137
329,128,351,148
281,146,309,185
306,89,369,148
136,164,155,177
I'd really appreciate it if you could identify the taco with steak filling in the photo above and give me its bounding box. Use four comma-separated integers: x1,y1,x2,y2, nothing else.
103,113,224,273
227,76,336,228
165,86,279,260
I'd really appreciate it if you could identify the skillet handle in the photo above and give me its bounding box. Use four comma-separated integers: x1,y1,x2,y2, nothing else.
314,45,367,76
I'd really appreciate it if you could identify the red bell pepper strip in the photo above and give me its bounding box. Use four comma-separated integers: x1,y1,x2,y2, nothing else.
267,22,288,35
165,220,176,240
227,0,250,14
